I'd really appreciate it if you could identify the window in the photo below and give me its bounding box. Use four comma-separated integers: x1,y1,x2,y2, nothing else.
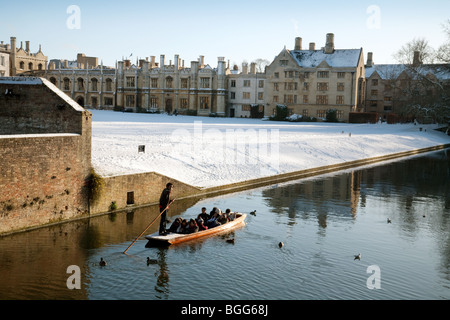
127,192,135,205
63,78,70,91
317,110,326,118
0,56,4,66
369,101,378,107
284,94,296,104
258,80,264,88
230,92,236,99
166,77,173,88
336,95,344,105
28,62,33,70
280,60,289,66
91,78,98,91
230,80,236,87
49,77,56,85
91,97,98,107
273,96,279,103
274,83,279,91
151,78,158,88
258,92,264,100
274,72,279,79
150,97,158,108
243,92,251,99
317,71,329,78
371,90,378,96
104,97,113,106
384,96,392,102
372,79,378,86
336,110,344,119
303,109,309,117
20,61,25,69
285,71,294,78
200,77,210,88
200,97,209,109
337,83,345,91
181,78,188,89
106,79,113,91
180,98,188,109
242,104,251,111
337,72,345,78
316,95,328,105
77,78,84,91
126,77,135,87
317,82,329,91
126,95,135,107
304,72,310,79
303,82,309,91
243,80,251,87
303,95,309,103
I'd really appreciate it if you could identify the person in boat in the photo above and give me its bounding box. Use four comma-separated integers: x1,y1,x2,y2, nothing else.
197,218,208,231
209,207,219,218
197,207,209,222
226,209,237,221
177,219,188,233
218,211,229,225
168,217,182,233
185,219,199,234
207,208,222,228
159,183,174,235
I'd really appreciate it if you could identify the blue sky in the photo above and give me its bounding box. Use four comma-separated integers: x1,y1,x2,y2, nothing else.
1,0,449,68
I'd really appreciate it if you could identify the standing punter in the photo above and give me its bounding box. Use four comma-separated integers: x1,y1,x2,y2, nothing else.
159,183,174,235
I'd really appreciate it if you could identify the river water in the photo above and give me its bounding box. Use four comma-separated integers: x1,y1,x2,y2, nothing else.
0,149,449,300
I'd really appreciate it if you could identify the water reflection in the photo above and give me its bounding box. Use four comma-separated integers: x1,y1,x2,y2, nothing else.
0,149,449,300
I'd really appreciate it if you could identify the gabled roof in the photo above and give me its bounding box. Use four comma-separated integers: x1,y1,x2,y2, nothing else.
365,64,450,81
290,49,362,68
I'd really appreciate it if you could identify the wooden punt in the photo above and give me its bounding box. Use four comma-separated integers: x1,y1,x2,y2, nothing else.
145,213,247,247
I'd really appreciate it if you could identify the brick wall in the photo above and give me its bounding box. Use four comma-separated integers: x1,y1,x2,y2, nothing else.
0,77,92,234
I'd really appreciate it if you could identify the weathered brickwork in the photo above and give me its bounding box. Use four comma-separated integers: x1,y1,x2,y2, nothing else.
0,77,92,234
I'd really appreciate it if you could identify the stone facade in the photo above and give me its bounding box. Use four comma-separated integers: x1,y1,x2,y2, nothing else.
0,77,92,234
0,41,9,77
5,37,48,76
264,34,366,121
41,54,229,116
227,62,266,118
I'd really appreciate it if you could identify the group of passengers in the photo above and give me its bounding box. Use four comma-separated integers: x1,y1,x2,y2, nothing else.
167,207,236,234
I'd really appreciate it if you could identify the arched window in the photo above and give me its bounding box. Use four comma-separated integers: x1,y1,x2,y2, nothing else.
50,77,57,85
106,78,113,91
38,64,43,70
28,62,33,70
20,61,25,69
77,78,84,91
91,78,98,91
63,78,70,91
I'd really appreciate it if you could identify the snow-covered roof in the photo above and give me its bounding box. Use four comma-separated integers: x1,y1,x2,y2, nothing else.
290,49,362,68
0,76,43,85
366,64,450,81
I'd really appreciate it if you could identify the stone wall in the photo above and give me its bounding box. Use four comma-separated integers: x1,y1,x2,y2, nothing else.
90,172,202,215
0,77,92,234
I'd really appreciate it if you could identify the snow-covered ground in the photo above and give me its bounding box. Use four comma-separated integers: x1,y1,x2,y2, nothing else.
91,110,449,188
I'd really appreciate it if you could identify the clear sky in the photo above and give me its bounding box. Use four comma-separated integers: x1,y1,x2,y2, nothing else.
1,0,449,68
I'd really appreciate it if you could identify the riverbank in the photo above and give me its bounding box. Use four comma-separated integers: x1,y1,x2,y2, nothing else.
91,110,450,188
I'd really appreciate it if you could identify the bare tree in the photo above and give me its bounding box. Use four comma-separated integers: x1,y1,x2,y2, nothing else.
252,58,270,73
393,38,436,65
436,19,450,63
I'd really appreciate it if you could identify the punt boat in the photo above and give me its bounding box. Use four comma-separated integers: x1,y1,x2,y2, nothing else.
145,213,247,246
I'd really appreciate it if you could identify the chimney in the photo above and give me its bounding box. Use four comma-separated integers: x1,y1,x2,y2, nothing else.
26,41,30,53
325,33,334,54
295,37,302,50
413,51,422,66
174,54,179,70
366,52,374,67
199,55,205,67
150,56,156,68
309,42,316,50
250,62,256,74
160,55,165,68
124,59,131,67
242,62,248,74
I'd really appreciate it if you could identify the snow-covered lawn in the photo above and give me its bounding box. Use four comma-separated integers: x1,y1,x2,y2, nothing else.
90,110,449,188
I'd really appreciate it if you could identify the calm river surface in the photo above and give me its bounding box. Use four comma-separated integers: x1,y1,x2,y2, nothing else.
1,149,449,300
